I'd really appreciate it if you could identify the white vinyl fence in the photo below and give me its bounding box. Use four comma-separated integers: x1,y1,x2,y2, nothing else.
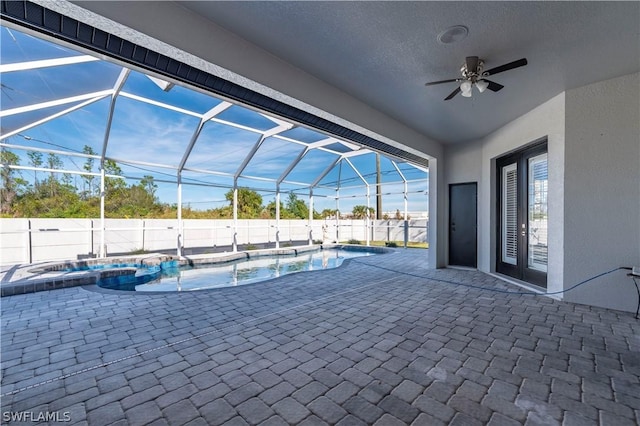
0,218,428,265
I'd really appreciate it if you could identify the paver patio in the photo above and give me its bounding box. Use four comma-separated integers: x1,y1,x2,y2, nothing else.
1,249,639,425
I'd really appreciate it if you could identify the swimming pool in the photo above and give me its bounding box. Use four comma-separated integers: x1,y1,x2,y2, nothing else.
97,248,375,292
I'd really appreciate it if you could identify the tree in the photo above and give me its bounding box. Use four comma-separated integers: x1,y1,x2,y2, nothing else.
140,175,157,198
118,177,161,218
81,145,96,199
225,188,263,218
61,172,74,189
352,205,375,219
285,193,309,219
46,153,63,197
102,160,128,216
1,149,27,215
265,199,284,219
321,208,337,219
103,159,126,192
131,176,159,214
27,151,43,188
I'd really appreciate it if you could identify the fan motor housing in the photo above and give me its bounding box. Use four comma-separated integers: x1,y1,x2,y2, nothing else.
461,58,485,82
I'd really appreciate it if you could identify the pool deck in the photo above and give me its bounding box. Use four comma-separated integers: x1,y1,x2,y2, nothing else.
1,248,639,425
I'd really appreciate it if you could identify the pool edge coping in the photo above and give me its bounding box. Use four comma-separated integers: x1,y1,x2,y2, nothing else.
0,244,394,297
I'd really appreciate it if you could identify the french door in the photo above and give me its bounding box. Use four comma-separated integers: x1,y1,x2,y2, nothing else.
496,140,548,287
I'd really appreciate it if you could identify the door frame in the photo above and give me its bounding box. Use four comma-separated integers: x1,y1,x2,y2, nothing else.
495,138,548,287
449,182,478,268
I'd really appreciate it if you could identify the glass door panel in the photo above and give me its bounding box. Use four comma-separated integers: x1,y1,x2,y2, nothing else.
502,163,518,265
527,153,548,272
496,140,548,287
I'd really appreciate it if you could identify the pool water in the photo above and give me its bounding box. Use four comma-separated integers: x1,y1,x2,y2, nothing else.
97,249,373,292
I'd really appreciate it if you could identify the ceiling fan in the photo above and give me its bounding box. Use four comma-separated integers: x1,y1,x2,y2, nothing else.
425,56,528,100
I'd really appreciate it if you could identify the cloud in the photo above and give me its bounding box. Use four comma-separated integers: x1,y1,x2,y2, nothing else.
106,98,201,166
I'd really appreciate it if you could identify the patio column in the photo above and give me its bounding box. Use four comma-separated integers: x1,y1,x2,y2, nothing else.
26,219,33,264
99,167,105,258
392,161,409,249
404,180,408,249
233,181,238,252
335,188,340,243
308,189,314,245
177,173,183,256
366,184,371,246
275,187,280,249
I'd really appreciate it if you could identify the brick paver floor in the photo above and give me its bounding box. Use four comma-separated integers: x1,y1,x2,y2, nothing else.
1,249,639,425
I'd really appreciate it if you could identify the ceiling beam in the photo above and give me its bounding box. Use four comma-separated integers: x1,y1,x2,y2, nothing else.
391,160,407,183
344,157,368,186
0,142,100,160
118,92,201,118
101,68,131,165
178,101,233,172
311,157,341,188
0,96,106,141
0,55,99,73
308,137,338,148
0,89,113,117
277,147,309,185
234,122,292,179
341,149,372,158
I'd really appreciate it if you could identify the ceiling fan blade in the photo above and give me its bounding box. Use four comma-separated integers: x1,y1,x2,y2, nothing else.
484,58,528,76
465,56,480,73
485,80,504,92
444,87,461,101
425,78,460,86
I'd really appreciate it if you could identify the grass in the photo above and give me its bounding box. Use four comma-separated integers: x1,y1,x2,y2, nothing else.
368,240,428,249
128,248,150,255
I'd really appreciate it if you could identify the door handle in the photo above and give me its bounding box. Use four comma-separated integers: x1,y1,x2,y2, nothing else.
521,223,526,236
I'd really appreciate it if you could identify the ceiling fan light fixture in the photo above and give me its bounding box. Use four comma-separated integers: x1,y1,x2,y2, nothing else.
475,79,489,93
425,56,528,100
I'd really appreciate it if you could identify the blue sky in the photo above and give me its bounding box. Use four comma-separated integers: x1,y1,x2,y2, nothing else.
1,25,427,215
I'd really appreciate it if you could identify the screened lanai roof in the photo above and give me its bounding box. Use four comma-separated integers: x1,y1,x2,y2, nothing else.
0,23,427,199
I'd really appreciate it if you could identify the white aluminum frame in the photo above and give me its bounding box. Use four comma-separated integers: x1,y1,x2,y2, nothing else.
0,35,429,257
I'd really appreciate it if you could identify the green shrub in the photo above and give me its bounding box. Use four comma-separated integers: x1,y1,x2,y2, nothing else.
385,241,398,248
245,244,258,251
129,248,149,254
347,239,361,245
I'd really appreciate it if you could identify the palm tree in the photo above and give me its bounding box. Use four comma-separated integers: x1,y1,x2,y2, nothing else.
352,205,374,219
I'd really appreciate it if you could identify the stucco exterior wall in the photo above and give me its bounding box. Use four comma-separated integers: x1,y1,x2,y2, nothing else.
444,93,566,295
444,72,640,312
563,72,640,312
